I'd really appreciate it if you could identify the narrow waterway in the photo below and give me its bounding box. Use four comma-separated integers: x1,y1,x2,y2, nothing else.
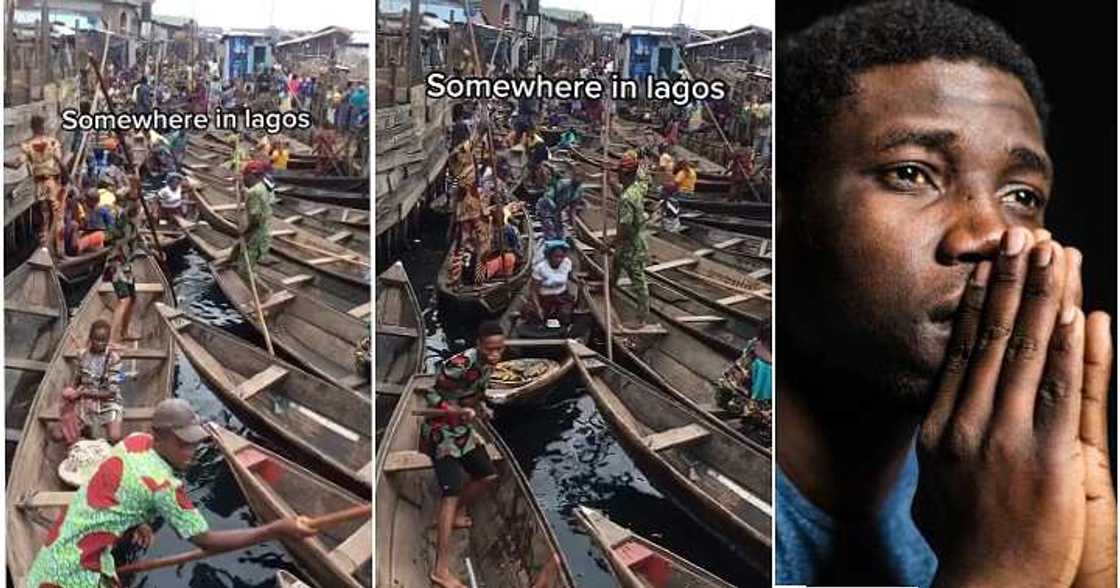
389,210,768,587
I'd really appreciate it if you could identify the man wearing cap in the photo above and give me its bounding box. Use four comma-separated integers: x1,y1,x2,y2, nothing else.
224,161,273,279
25,398,317,588
608,151,652,328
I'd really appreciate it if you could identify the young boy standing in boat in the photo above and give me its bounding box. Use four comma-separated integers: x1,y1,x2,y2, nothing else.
27,399,317,587
424,321,505,588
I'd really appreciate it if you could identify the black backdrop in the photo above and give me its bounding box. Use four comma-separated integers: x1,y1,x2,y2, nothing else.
778,0,1118,466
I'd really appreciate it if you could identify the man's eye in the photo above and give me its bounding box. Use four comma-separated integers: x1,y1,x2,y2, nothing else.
1000,188,1046,211
882,165,933,189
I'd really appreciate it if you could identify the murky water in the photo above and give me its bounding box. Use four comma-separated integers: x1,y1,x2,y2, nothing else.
390,211,768,587
7,245,305,587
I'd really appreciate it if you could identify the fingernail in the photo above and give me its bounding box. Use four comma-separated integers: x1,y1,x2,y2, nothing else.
972,261,991,286
1061,304,1078,325
1032,243,1053,267
1002,228,1027,256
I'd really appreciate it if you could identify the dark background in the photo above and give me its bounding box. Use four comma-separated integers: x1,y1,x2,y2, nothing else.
779,1,1118,461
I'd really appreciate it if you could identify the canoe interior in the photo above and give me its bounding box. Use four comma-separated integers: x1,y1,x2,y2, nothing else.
574,347,771,571
190,174,370,287
576,506,734,588
576,202,770,323
6,255,174,585
375,262,425,395
216,426,371,588
276,569,311,588
211,263,369,390
436,208,534,314
5,249,66,431
376,375,575,587
163,306,371,492
178,216,367,313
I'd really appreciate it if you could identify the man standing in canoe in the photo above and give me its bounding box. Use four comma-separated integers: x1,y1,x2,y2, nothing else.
26,399,317,587
608,150,653,328
222,160,273,282
424,321,505,588
6,115,66,256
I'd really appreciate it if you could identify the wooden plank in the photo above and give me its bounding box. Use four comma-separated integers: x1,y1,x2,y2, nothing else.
716,294,754,305
643,423,710,452
307,255,350,265
326,230,352,243
258,291,295,312
232,365,289,400
210,203,240,212
356,460,373,480
40,407,156,420
97,282,164,294
330,520,373,575
378,324,416,338
282,215,302,224
383,449,432,473
5,357,49,372
347,302,371,318
64,348,167,360
269,229,297,238
304,207,328,216
712,237,745,250
645,258,699,273
675,315,727,324
280,274,314,286
4,302,60,319
22,491,75,508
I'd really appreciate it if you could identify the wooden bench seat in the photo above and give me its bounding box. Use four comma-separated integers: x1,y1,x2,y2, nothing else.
643,424,710,452
232,365,289,400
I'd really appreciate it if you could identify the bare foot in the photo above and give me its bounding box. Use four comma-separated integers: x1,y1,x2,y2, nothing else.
453,513,473,529
430,571,468,588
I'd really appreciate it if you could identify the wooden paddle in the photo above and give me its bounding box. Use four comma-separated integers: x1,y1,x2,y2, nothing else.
116,504,371,575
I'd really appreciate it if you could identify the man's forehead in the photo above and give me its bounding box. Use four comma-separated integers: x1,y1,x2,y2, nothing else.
837,59,1046,152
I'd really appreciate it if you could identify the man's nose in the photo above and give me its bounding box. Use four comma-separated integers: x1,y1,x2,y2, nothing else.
935,192,1008,265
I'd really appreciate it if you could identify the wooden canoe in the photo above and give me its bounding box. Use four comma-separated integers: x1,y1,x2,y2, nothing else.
569,342,771,575
175,215,367,314
5,248,67,433
190,180,370,289
276,570,311,588
179,159,370,255
6,255,175,586
157,304,371,495
375,262,425,396
56,229,186,284
653,226,770,279
485,339,575,406
575,201,770,324
436,207,534,315
209,424,372,588
274,196,370,229
376,374,576,587
575,505,734,588
272,169,368,193
210,262,370,394
274,184,371,209
575,249,767,450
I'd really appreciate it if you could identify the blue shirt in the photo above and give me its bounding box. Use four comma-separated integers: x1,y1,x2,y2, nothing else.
777,447,937,587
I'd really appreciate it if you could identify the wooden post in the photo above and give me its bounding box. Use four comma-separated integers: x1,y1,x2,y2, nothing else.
407,0,423,86
39,0,50,84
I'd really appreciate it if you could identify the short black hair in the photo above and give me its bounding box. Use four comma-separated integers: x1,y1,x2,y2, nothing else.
477,320,504,339
777,0,1050,193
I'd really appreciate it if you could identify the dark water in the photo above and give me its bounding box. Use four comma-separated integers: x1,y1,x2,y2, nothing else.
389,211,768,587
7,245,306,587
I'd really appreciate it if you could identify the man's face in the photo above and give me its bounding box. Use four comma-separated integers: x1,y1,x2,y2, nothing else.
780,60,1051,407
155,432,201,471
478,334,506,366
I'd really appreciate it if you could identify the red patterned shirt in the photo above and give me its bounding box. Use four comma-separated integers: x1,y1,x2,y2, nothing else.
25,432,209,587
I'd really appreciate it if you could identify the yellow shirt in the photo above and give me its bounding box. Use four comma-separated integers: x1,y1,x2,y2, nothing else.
98,189,117,209
675,167,697,193
271,149,290,170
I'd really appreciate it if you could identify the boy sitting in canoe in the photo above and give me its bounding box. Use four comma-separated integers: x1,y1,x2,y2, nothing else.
54,320,125,445
28,399,317,587
423,321,505,588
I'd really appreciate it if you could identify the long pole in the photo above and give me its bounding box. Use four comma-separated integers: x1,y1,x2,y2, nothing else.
87,52,173,287
68,29,111,181
601,42,614,361
117,504,371,575
231,139,276,356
